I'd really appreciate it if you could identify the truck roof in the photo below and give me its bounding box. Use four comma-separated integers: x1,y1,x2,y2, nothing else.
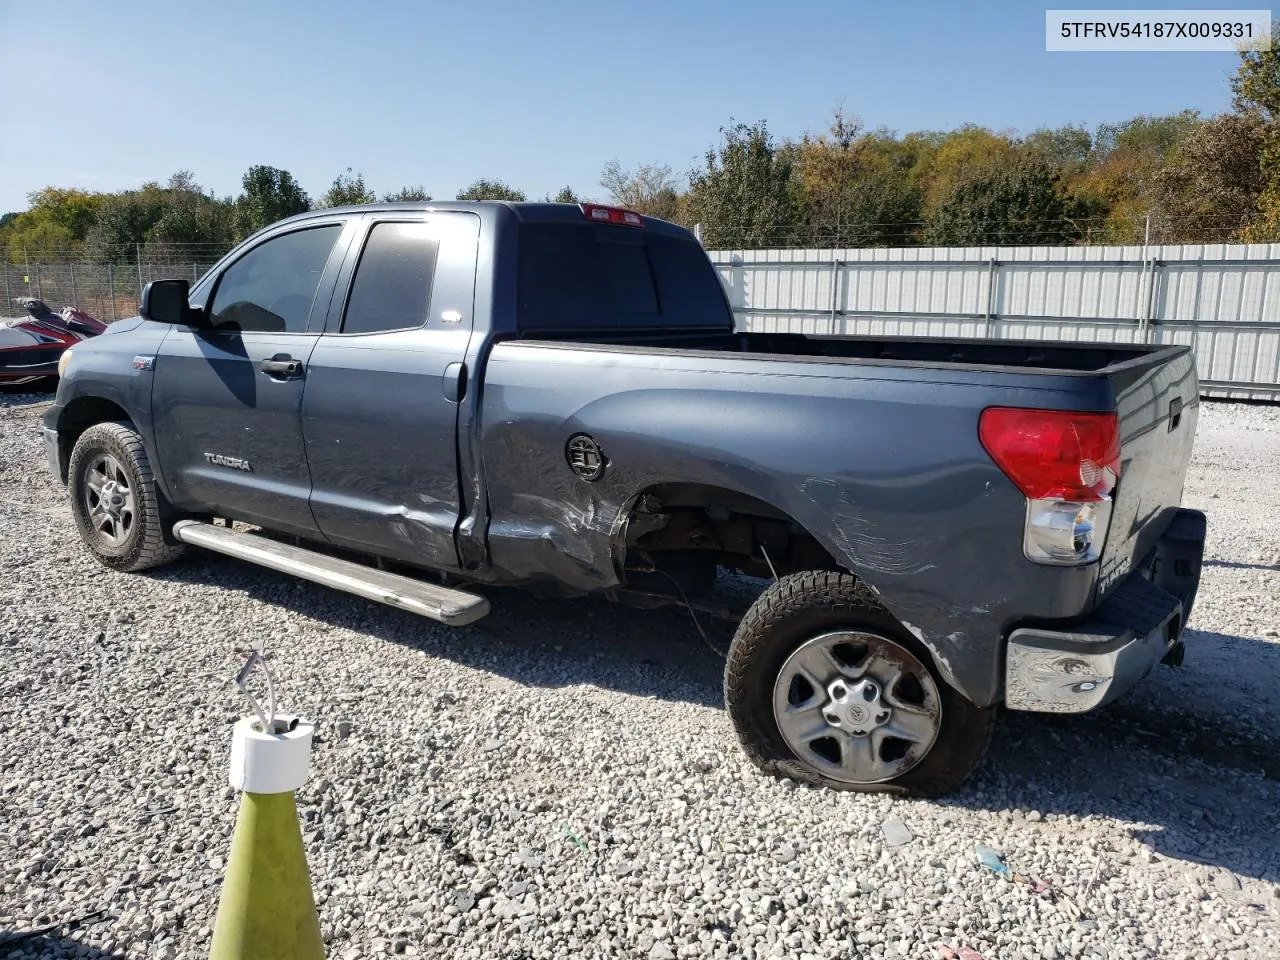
264,201,696,239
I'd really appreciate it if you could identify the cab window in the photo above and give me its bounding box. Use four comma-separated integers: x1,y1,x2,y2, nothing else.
208,225,343,333
340,222,440,335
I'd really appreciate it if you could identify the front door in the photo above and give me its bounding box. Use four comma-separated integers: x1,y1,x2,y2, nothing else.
302,212,480,570
152,219,352,536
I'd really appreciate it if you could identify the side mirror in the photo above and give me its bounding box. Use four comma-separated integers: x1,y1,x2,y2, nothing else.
140,279,207,328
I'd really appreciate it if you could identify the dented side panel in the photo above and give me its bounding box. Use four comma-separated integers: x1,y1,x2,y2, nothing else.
302,212,482,568
477,341,1120,707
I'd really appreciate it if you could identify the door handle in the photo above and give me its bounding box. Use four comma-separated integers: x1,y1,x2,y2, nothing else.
261,354,303,379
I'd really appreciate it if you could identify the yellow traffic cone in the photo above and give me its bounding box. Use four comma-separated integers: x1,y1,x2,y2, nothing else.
210,714,324,960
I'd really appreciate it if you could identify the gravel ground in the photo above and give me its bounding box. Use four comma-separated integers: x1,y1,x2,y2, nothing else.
1,394,1278,960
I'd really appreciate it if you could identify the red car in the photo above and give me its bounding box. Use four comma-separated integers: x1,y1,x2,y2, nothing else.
0,298,108,386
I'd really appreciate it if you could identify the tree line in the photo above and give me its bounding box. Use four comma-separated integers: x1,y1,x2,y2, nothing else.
667,31,1280,249
3,31,1277,260
0,168,547,265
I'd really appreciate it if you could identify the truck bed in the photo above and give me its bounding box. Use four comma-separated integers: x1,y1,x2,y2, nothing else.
520,327,1182,378
481,327,1198,705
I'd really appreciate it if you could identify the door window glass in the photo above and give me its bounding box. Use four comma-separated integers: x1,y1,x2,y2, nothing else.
341,222,440,334
209,224,342,333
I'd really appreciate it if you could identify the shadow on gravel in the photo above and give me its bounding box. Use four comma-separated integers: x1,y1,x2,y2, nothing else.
946,626,1280,884
1203,558,1280,572
151,551,738,709
0,924,123,959
151,554,1280,881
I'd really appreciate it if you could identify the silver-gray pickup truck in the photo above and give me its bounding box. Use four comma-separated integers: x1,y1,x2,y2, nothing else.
43,201,1206,796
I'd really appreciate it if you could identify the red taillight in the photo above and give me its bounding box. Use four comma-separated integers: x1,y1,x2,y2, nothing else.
979,407,1121,502
580,202,645,227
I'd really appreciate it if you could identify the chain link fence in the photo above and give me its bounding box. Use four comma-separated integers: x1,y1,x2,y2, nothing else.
2,259,219,322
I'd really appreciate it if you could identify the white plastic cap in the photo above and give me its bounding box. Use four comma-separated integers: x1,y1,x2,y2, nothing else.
228,714,314,794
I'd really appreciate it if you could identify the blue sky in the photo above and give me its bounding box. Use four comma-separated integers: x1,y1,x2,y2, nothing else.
0,0,1259,212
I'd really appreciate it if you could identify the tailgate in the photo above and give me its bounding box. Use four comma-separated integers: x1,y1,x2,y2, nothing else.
1094,348,1199,599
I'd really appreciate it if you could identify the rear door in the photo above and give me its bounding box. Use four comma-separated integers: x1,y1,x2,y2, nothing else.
301,211,481,571
153,219,354,536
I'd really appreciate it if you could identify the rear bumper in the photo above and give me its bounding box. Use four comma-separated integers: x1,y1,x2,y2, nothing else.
1004,507,1206,713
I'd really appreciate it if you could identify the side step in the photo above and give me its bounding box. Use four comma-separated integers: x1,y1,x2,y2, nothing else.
171,520,490,627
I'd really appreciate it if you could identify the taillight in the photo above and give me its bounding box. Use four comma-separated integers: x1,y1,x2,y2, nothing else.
979,407,1122,567
580,203,645,227
979,408,1120,502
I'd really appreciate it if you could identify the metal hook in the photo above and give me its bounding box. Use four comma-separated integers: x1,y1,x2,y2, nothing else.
234,646,277,734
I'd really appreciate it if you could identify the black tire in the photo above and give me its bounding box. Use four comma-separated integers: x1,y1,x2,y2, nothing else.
724,570,995,797
68,421,186,572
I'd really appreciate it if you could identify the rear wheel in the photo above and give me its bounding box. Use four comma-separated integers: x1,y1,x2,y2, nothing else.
724,571,995,797
68,422,185,572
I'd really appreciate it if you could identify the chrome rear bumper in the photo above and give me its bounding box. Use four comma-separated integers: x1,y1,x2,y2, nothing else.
1004,508,1206,713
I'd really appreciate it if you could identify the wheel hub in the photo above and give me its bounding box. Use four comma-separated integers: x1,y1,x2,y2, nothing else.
822,677,893,737
82,453,135,546
771,629,943,785
102,481,126,518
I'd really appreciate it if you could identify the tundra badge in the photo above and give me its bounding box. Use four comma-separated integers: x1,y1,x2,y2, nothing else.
204,453,253,472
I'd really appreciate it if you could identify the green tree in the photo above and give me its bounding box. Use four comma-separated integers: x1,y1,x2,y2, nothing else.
924,158,1079,246
549,185,580,203
320,168,376,207
456,179,526,201
83,174,235,262
235,165,311,237
1231,23,1280,121
1093,110,1202,158
4,218,76,261
1,187,107,260
383,185,432,201
1020,125,1093,174
599,161,681,220
915,125,1018,215
684,121,798,248
1232,22,1280,241
22,187,106,240
145,173,236,264
1152,112,1268,241
1068,111,1203,241
793,109,923,246
84,181,170,262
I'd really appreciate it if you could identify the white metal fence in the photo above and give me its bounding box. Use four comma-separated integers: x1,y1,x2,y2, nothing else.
708,243,1280,401
9,243,1280,400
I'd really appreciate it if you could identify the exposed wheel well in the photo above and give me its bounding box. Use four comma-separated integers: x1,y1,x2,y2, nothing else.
53,397,132,482
617,482,843,593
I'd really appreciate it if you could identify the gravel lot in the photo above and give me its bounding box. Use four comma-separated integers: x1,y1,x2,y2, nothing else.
2,394,1278,960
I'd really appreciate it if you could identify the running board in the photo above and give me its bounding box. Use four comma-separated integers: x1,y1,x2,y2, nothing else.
171,520,490,626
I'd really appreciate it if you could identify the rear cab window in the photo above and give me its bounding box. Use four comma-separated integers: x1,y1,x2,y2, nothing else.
517,222,732,332
340,222,441,335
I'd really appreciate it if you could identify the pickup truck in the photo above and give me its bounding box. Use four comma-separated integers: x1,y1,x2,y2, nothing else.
42,201,1207,797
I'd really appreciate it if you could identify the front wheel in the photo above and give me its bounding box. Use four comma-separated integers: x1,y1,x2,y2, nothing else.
68,421,186,572
724,571,995,797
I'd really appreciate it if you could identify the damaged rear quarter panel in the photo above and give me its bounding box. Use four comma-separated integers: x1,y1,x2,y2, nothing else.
478,342,1106,706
